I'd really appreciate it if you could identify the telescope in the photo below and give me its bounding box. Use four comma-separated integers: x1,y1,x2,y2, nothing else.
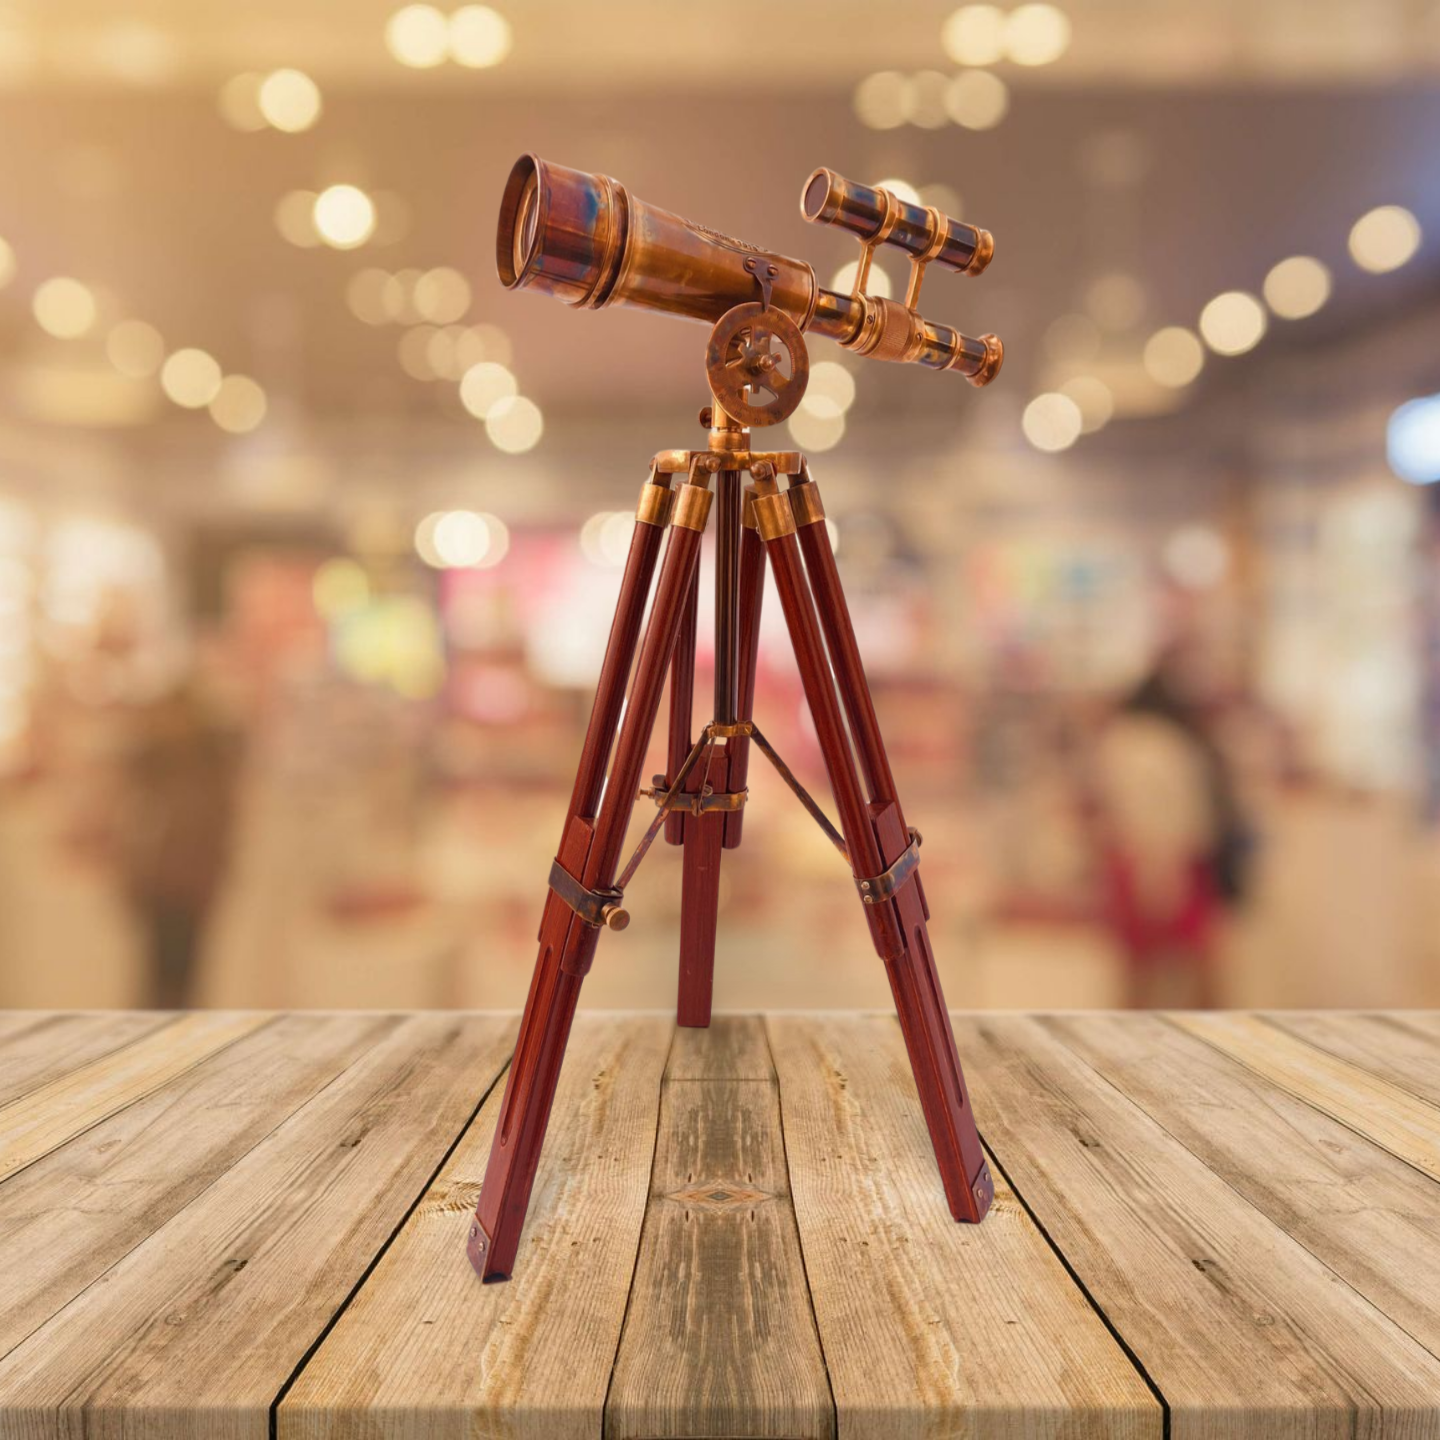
497,154,1003,424
467,154,1002,1284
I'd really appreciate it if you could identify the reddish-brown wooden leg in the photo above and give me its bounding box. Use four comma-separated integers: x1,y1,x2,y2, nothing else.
469,488,708,1281
676,742,727,1027
762,501,993,1225
723,521,767,850
663,560,699,848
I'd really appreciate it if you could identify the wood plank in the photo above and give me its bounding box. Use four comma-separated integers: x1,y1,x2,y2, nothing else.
1171,1011,1440,1183
607,1015,833,1439
1266,1011,1440,1105
956,1013,1440,1439
1049,1011,1440,1363
666,1011,774,1080
0,1012,516,1440
0,1012,172,1106
278,1013,671,1440
0,1012,396,1357
769,1013,1160,1440
0,1011,273,1184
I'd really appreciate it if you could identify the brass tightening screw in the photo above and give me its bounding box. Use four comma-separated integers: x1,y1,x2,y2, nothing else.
600,904,630,932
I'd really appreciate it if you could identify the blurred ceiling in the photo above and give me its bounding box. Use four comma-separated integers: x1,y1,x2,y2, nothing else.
6,0,1440,88
0,0,1437,496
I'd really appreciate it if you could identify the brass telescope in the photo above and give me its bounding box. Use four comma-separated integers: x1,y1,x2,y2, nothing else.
497,154,1003,389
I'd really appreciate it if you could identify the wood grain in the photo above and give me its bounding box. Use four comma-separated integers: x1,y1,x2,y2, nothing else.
278,1013,671,1440
1266,1011,1440,1105
2,1010,1440,1440
0,1013,516,1440
607,1016,832,1439
769,1012,1160,1440
957,1012,1440,1439
1172,1011,1440,1182
0,1010,273,1184
0,1012,172,1106
666,1010,774,1080
0,1013,394,1357
1050,1011,1440,1363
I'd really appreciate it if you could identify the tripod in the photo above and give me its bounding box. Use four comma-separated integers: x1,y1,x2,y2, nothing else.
466,399,995,1282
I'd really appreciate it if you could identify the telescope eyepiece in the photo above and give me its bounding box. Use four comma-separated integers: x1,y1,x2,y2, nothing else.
801,168,993,278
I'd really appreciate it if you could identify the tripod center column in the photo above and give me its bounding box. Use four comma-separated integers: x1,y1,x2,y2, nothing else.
710,400,747,725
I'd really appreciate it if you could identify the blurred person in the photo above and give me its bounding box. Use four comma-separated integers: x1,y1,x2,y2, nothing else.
1090,651,1253,1008
113,680,241,1008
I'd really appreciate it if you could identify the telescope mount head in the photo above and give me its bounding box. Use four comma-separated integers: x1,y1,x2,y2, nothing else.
703,255,810,429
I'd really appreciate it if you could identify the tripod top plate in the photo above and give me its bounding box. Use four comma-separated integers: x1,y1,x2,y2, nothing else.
705,302,809,428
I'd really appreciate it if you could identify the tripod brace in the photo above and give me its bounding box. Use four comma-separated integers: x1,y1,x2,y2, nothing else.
466,304,995,1279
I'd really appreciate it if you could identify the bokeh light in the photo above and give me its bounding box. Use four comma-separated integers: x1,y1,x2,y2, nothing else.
160,348,223,408
853,71,908,130
580,511,636,567
831,260,892,299
459,361,517,418
1021,392,1083,451
788,408,845,452
1348,205,1422,274
449,6,512,67
1263,255,1332,319
875,178,922,205
32,277,97,338
1387,394,1440,485
945,70,1009,129
1005,3,1072,65
209,375,268,434
106,319,165,377
313,185,376,250
1142,325,1205,387
1198,290,1267,356
801,361,857,419
413,266,471,323
257,69,322,132
416,510,510,568
0,236,14,289
906,71,951,129
386,5,451,67
485,395,543,453
941,5,1007,66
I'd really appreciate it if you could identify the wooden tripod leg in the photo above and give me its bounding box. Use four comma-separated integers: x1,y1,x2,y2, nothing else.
676,516,767,1025
675,471,758,1027
675,741,726,1028
723,518,767,850
758,486,993,1225
663,560,699,848
468,479,709,1282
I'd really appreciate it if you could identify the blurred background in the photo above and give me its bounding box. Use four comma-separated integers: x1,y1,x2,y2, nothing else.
1,1,1438,1013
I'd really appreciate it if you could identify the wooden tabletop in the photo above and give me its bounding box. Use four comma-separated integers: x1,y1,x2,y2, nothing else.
2,1009,1440,1439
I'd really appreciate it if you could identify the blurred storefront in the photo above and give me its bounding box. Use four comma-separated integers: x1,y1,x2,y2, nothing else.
0,2,1438,1011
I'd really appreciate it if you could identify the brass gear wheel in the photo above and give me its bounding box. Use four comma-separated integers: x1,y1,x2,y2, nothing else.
704,302,809,428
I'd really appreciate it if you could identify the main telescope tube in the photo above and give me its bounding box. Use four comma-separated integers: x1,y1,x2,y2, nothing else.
497,154,1001,385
